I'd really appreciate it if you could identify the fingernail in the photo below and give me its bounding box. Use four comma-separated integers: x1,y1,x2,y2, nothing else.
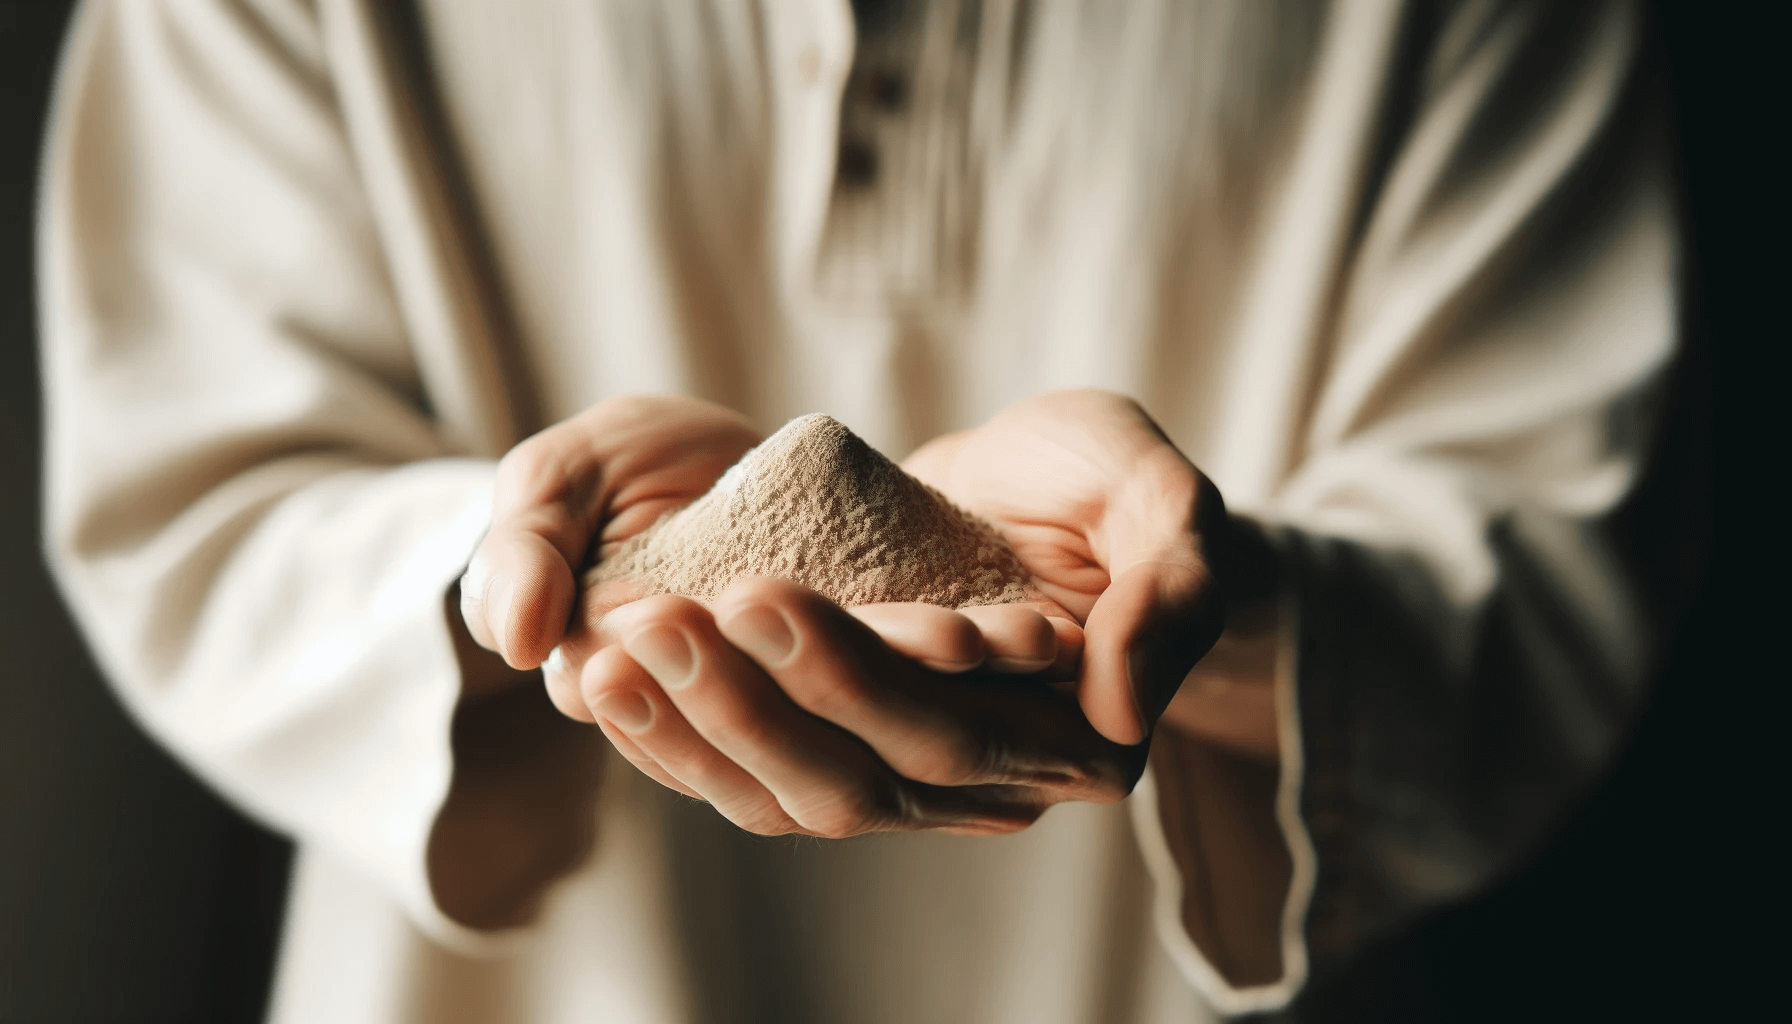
458,558,490,604
624,626,696,688
543,645,568,678
592,691,654,733
722,605,796,667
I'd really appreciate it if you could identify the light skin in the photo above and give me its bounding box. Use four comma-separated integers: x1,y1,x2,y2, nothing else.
442,389,1290,984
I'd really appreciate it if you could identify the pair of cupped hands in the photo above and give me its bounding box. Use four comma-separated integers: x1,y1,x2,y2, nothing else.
458,388,1232,839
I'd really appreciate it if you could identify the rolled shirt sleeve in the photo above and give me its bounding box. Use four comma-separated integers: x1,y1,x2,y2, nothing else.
1136,0,1678,1012
39,0,510,949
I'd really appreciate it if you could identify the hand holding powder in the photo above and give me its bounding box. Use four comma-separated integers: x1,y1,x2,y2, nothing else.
584,414,1035,609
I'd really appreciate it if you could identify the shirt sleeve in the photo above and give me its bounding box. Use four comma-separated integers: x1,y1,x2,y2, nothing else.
39,0,508,950
1138,0,1679,1012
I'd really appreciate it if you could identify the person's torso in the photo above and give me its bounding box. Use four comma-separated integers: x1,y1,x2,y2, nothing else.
291,4,1389,1021
414,0,1332,489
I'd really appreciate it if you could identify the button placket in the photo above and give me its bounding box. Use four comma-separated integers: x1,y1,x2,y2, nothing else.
768,0,855,291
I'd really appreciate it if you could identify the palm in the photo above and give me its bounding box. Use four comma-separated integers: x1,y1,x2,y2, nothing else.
477,390,1214,843
905,390,1208,619
579,400,763,560
905,390,1223,743
552,397,767,621
466,395,759,670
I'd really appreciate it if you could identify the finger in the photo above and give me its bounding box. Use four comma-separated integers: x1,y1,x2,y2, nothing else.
579,643,803,834
542,568,662,725
714,578,1139,803
1045,616,1086,681
595,714,705,802
603,595,982,838
463,425,607,668
957,604,1057,673
917,783,1048,836
461,523,578,670
555,575,660,672
465,396,761,670
1074,445,1227,743
541,645,595,723
846,603,986,673
1080,560,1220,746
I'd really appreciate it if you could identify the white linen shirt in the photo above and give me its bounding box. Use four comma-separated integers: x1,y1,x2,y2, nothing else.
39,0,1675,1020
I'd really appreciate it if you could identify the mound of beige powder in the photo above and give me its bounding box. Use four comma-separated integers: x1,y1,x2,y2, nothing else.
584,414,1033,609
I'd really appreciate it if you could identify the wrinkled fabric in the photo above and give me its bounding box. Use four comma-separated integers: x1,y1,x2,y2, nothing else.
39,0,1674,1020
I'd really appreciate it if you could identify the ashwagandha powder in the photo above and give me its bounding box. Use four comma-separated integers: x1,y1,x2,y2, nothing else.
584,414,1033,609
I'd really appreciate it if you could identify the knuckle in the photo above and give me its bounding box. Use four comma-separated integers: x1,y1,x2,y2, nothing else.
726,804,801,837
495,436,555,493
902,727,992,788
1067,754,1143,804
783,669,865,723
795,783,888,839
636,594,707,629
948,730,1001,785
704,700,779,753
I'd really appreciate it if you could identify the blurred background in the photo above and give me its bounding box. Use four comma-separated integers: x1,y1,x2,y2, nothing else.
0,2,1772,1021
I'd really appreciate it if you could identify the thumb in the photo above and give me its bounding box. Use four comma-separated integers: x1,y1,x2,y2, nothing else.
1078,559,1221,746
461,523,579,670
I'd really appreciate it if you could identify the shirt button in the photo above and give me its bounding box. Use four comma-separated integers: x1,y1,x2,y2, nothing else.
866,71,907,112
836,137,878,189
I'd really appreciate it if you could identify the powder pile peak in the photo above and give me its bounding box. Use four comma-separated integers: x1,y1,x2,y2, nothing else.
585,414,1033,609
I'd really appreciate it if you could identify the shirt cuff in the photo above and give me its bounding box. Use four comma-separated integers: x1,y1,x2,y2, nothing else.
1129,538,1317,1016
